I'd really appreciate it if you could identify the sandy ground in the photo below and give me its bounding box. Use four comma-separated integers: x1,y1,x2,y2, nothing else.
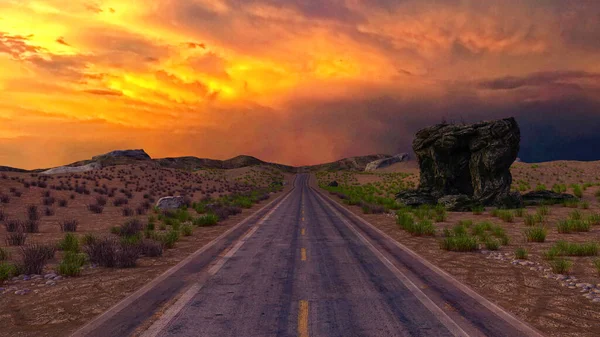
0,164,292,337
317,160,600,337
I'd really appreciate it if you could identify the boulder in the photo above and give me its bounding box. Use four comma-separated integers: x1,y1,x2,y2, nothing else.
92,149,151,161
437,194,473,212
156,196,185,210
395,189,438,207
41,162,100,175
521,190,577,206
365,153,409,172
328,181,339,187
396,117,522,209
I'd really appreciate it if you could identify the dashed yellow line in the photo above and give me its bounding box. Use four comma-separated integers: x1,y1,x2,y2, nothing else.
298,300,309,337
301,228,306,236
301,248,307,261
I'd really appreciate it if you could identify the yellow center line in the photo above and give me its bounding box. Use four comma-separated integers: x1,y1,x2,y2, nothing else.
302,217,305,221
298,300,309,337
301,228,305,235
301,248,307,261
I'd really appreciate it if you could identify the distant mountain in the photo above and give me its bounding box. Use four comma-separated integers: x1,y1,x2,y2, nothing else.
2,150,400,173
301,154,393,171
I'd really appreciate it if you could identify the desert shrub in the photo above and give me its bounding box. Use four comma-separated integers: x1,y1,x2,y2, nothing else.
58,199,68,207
58,233,80,252
27,205,39,221
159,230,179,249
23,220,39,233
535,184,546,191
60,219,78,232
85,237,139,268
433,205,447,222
119,219,144,237
42,196,55,206
471,221,492,236
4,219,23,232
136,207,147,215
20,244,55,274
361,202,386,214
491,208,501,217
498,210,514,223
563,200,579,208
0,247,8,261
139,239,163,257
113,197,129,207
0,262,16,281
0,194,9,203
182,224,193,236
524,226,547,242
122,207,134,217
87,204,104,214
194,214,219,227
580,201,590,209
234,197,253,209
95,196,107,206
6,231,26,246
515,247,528,260
457,219,473,227
550,258,572,274
120,233,142,246
537,205,550,216
557,219,590,233
146,221,155,231
44,207,55,216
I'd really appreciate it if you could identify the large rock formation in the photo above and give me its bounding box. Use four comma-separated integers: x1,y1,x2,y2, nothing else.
92,149,151,161
156,196,186,210
521,190,577,206
397,117,522,210
364,153,409,172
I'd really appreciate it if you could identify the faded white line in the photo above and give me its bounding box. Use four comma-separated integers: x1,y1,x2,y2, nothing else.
141,189,295,337
314,192,470,337
315,187,545,337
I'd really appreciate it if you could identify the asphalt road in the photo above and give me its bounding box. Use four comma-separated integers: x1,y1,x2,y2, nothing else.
73,174,544,337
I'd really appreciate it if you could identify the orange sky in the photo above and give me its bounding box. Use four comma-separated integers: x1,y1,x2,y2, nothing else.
1,0,599,169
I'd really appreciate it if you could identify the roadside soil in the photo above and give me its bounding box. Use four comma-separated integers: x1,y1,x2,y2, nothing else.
316,170,600,337
0,165,293,337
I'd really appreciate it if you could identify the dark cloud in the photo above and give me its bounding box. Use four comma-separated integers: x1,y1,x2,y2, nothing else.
56,37,70,46
477,71,600,90
83,89,123,96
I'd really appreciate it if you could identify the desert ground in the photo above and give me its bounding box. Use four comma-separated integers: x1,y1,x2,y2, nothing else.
0,163,292,337
317,160,600,337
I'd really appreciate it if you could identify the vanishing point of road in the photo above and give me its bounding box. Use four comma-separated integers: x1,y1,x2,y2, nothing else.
72,174,545,337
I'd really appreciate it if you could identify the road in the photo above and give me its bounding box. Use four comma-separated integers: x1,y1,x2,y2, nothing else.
73,174,544,337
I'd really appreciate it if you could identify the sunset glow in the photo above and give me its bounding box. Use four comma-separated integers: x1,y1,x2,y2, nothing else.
1,0,599,168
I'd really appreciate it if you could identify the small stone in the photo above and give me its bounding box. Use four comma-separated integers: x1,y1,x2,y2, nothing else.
576,283,586,288
44,273,57,280
45,281,56,286
53,276,62,281
568,286,577,289
593,298,600,303
11,277,19,281
592,289,600,294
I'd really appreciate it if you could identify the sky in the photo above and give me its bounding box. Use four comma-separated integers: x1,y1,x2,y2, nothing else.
1,0,599,169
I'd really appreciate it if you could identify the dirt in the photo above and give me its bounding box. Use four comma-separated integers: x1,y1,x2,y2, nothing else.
318,161,600,337
0,164,292,337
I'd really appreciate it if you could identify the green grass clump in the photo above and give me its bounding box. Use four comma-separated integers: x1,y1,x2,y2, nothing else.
81,233,97,246
471,221,492,236
398,214,435,236
457,219,473,227
593,259,600,276
552,241,598,256
569,210,582,220
524,214,537,226
440,235,479,252
498,210,514,223
161,230,179,249
524,226,547,242
58,233,80,252
580,201,590,209
537,205,550,216
484,238,500,250
588,214,600,226
0,262,16,281
58,251,87,277
491,208,501,217
182,224,193,236
0,247,8,261
557,219,590,233
563,200,579,208
194,214,219,227
550,258,572,274
573,185,583,198
513,208,525,217
471,206,484,215
515,247,528,259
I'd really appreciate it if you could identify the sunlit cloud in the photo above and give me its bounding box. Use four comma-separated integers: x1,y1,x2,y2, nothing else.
0,0,599,169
